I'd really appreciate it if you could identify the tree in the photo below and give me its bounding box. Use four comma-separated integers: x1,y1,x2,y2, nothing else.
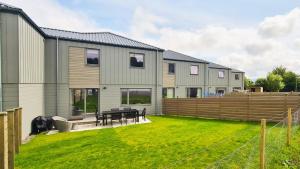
255,78,268,91
266,73,285,92
281,71,298,92
272,66,286,77
244,77,254,90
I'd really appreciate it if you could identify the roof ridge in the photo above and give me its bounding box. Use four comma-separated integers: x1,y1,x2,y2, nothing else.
0,2,20,9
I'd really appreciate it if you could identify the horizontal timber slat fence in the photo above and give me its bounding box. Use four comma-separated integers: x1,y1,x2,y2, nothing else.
163,94,300,122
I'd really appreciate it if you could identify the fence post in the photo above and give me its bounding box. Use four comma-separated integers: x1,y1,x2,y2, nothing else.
13,109,19,154
0,112,8,169
7,109,15,169
287,108,292,146
18,108,22,145
260,119,266,169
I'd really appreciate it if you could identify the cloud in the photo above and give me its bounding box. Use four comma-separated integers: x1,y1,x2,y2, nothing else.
1,0,109,32
258,8,300,38
129,7,300,80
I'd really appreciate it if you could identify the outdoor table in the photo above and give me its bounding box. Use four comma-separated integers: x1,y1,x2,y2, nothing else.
101,109,139,125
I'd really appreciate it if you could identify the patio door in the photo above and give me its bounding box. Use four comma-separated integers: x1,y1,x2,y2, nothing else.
71,88,99,116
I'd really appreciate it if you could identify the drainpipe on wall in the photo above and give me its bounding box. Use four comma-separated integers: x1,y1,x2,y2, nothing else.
0,17,2,111
56,37,59,116
155,49,158,115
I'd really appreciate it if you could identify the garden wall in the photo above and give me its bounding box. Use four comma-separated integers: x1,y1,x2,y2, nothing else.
163,93,300,122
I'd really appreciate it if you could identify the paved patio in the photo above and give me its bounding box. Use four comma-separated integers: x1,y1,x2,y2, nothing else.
70,116,151,132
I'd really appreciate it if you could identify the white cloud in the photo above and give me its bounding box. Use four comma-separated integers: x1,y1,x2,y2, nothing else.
129,7,300,80
1,0,108,32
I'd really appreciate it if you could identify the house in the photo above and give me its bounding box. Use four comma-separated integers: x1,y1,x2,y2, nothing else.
208,63,244,96
0,2,244,139
0,3,163,139
163,50,209,98
163,50,244,98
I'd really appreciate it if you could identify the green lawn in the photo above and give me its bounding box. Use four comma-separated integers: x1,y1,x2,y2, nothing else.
16,116,300,169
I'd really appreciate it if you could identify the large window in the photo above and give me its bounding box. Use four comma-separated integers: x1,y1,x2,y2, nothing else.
71,88,99,115
187,88,202,98
86,49,99,65
121,89,151,105
235,74,240,80
130,53,144,68
190,65,199,75
168,63,175,74
162,88,175,98
218,71,225,78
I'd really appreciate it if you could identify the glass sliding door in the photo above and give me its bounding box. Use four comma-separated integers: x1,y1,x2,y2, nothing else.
71,88,99,116
86,88,98,114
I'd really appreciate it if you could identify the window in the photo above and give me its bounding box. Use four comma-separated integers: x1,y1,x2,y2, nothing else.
235,74,240,80
218,71,225,78
168,63,175,74
162,88,175,98
86,49,99,65
130,53,144,68
190,65,199,75
216,88,226,96
187,88,202,98
121,89,151,105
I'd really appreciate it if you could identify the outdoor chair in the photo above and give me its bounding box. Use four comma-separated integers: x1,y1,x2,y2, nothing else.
95,109,104,126
139,108,146,121
123,107,131,111
124,111,137,125
110,113,123,126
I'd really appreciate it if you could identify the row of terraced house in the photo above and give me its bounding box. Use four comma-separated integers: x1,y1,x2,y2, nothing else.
0,2,244,138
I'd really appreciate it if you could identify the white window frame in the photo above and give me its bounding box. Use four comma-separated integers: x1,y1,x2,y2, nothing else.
218,71,225,78
190,65,199,75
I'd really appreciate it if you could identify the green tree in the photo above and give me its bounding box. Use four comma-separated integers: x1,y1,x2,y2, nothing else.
255,78,267,91
266,73,285,92
282,71,298,92
272,66,286,77
244,76,254,90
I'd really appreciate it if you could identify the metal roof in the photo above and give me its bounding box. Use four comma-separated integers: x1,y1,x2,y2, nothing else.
208,62,230,69
41,28,163,51
163,50,209,63
0,2,163,51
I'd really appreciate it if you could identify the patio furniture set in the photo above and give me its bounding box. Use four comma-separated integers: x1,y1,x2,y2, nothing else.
95,108,146,126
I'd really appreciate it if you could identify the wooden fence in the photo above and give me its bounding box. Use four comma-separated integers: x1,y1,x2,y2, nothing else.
0,108,22,169
163,94,300,122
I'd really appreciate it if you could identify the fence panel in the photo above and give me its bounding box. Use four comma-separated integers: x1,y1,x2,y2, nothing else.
163,94,300,122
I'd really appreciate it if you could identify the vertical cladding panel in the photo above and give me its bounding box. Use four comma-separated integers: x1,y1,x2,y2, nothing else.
1,13,19,83
2,84,19,110
101,46,160,85
208,68,229,86
19,84,45,139
18,16,45,83
44,84,56,116
44,39,57,83
174,61,205,86
231,72,243,88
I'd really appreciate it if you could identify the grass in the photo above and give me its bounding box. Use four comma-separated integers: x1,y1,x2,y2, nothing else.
15,116,300,169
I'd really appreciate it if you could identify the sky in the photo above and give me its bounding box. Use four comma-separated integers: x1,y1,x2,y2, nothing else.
3,0,300,80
